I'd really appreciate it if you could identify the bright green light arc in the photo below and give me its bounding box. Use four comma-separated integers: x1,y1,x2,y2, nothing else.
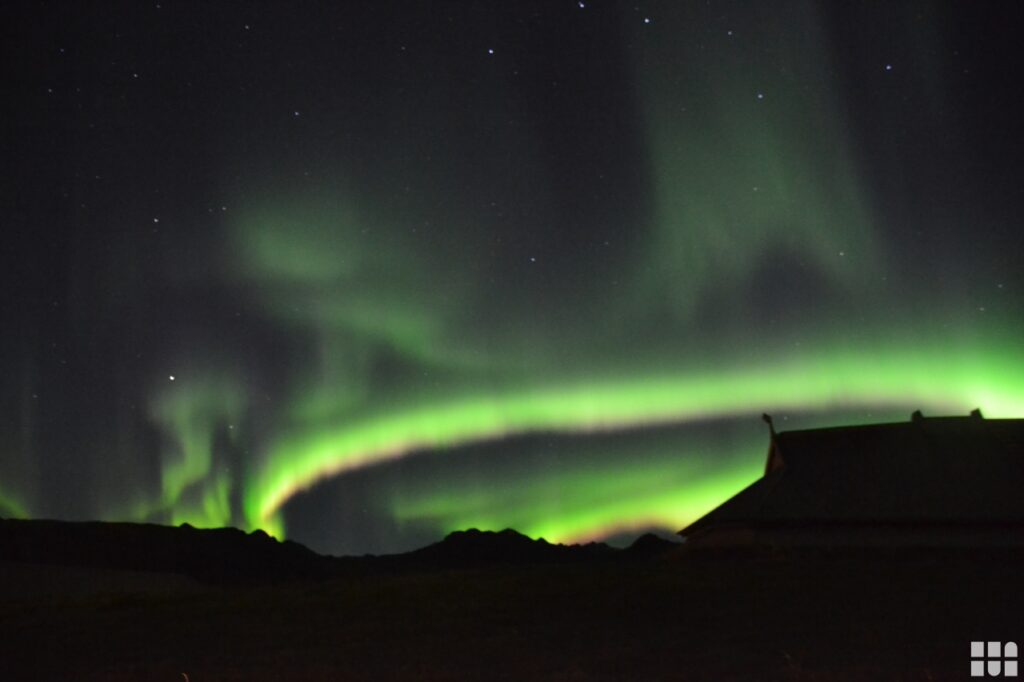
246,338,1024,537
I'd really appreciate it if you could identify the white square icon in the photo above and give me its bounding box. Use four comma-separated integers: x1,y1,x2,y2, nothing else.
971,641,1019,677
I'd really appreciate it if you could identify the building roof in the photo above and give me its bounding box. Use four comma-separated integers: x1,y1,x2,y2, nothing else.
680,414,1024,539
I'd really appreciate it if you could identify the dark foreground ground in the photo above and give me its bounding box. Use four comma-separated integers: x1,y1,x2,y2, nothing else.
0,523,1019,680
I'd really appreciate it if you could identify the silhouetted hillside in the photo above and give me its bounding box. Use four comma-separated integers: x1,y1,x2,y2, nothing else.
404,528,616,568
0,518,336,583
0,520,631,583
623,532,682,558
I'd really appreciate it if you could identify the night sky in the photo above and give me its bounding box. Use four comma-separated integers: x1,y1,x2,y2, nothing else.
3,1,1024,556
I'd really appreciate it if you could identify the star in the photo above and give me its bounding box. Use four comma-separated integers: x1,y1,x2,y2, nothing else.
169,375,175,381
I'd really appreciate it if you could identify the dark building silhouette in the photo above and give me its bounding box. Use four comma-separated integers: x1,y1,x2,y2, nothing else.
680,411,1024,547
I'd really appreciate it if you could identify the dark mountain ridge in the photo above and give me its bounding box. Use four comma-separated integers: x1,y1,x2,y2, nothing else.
0,518,679,584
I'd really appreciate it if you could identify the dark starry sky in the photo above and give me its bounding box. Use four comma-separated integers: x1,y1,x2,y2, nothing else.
2,1,1024,555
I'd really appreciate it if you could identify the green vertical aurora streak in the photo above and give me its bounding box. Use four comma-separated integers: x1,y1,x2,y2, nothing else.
629,2,879,322
147,374,247,528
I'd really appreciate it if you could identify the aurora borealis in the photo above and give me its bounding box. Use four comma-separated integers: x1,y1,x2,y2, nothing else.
4,1,1024,555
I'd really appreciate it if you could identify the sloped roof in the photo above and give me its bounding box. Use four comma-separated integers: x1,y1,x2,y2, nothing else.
681,416,1024,537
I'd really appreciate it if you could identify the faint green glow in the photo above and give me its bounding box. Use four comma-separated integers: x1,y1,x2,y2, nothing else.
229,188,471,370
631,2,880,321
390,432,765,544
0,488,28,518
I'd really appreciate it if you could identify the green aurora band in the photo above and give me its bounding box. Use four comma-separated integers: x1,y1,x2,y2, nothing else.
243,335,1024,542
